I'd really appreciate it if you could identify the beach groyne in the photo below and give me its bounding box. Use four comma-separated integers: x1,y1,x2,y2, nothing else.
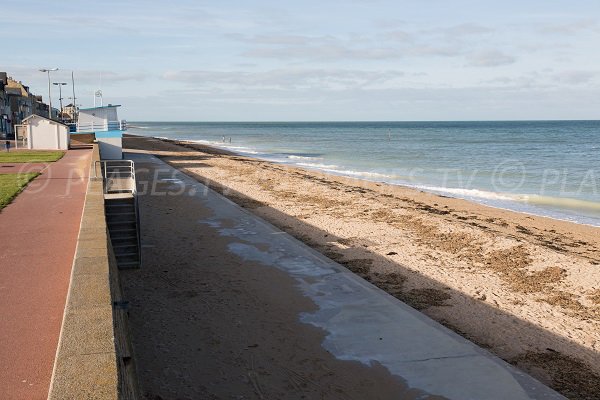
48,144,138,399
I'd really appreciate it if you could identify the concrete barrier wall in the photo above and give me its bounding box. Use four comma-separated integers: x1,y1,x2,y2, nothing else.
70,133,96,145
48,145,137,399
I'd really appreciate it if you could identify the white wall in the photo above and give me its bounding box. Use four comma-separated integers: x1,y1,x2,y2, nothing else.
78,107,119,130
98,137,122,160
27,117,69,150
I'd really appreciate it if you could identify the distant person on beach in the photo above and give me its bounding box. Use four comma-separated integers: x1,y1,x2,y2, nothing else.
222,136,225,142
229,137,232,143
4,140,10,152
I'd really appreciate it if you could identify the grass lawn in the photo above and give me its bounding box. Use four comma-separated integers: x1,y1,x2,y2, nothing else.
0,150,65,163
0,173,40,209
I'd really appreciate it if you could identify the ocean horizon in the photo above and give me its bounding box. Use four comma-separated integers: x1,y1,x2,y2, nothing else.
128,120,600,227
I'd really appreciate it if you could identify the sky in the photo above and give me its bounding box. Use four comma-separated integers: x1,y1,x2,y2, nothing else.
2,0,600,121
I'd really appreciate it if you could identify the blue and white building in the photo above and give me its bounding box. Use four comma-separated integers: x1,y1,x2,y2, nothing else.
72,104,126,159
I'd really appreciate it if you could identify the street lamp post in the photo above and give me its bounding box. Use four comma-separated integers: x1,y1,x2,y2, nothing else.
53,82,67,121
71,71,78,123
39,68,58,119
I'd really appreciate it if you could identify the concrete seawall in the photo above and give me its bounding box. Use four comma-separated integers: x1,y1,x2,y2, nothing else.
48,145,137,399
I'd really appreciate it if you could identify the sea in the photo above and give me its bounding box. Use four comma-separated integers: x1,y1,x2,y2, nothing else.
128,121,600,227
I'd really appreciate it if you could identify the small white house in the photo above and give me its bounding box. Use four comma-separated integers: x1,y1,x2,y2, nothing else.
75,105,125,160
22,114,70,150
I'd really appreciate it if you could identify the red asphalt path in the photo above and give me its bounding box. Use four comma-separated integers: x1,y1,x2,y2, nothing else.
0,149,91,399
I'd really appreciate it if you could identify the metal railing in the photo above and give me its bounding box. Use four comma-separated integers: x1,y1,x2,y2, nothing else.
93,160,137,195
94,159,142,268
69,120,127,133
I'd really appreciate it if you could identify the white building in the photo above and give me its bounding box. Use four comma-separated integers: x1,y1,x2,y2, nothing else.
22,114,70,150
74,104,126,159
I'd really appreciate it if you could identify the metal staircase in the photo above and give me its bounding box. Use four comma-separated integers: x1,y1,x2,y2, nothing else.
95,160,141,269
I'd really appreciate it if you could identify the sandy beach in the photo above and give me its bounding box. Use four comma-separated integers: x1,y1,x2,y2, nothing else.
124,134,600,399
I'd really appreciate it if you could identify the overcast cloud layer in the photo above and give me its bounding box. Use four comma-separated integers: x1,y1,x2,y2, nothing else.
2,0,600,121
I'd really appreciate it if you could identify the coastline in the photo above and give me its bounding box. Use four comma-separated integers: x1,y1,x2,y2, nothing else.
129,121,600,229
124,134,600,399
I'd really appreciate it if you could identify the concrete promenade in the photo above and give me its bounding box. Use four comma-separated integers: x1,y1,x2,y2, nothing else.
0,149,91,399
122,151,565,400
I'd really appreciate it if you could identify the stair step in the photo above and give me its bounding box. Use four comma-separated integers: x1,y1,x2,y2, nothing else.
105,187,140,269
106,212,135,217
111,236,137,242
113,234,137,240
108,220,136,225
117,261,140,269
115,249,138,257
106,198,134,203
110,228,136,234
112,236,137,242
108,221,136,226
116,252,139,258
113,243,138,249
106,210,135,215
106,204,135,208
113,238,138,245
115,250,139,257
105,203,134,207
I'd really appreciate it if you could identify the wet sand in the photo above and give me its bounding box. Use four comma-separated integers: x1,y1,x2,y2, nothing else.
124,135,600,399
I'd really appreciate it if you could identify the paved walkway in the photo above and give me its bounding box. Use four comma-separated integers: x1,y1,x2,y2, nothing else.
122,152,564,400
0,149,91,400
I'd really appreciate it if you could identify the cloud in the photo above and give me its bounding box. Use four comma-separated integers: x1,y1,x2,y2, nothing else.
0,66,148,102
426,23,493,38
386,30,413,42
226,33,314,45
162,68,405,90
480,69,600,89
479,72,551,90
243,45,401,60
537,19,598,35
411,45,462,57
235,31,468,61
230,33,402,60
126,83,600,121
554,70,597,85
232,22,497,63
468,50,516,67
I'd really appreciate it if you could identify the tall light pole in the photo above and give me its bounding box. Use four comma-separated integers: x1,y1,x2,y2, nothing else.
53,82,67,121
39,68,58,119
71,71,78,123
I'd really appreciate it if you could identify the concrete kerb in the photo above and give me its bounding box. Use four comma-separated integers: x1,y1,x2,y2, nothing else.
48,144,138,400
